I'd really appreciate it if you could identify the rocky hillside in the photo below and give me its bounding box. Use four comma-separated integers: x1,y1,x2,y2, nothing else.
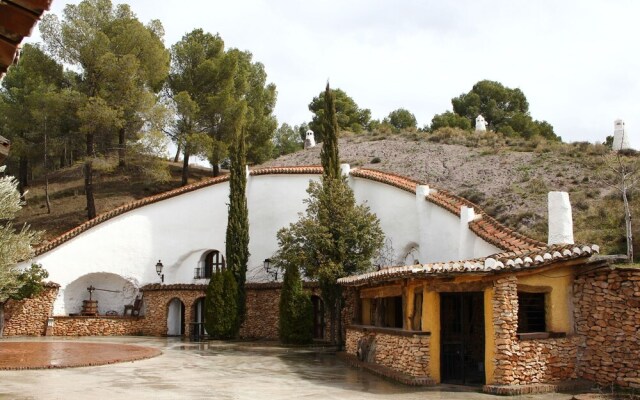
263,129,638,258
15,128,638,259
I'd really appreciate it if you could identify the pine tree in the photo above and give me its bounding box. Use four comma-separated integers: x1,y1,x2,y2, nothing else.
279,264,313,344
225,102,250,333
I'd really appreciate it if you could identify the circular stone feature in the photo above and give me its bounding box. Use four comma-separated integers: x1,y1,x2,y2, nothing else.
0,342,161,370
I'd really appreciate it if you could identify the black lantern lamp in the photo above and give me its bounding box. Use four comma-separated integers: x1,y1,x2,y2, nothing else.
155,260,164,283
264,258,277,281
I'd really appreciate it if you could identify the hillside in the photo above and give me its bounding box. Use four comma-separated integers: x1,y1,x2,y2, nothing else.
14,129,639,258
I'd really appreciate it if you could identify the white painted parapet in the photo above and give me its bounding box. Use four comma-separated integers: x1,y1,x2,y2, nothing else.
459,206,476,260
548,191,574,245
415,185,430,263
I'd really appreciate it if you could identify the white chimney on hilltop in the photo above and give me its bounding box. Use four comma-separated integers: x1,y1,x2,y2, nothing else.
612,119,631,151
548,191,574,245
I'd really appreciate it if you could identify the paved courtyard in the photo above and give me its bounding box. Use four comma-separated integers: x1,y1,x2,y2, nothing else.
0,337,576,400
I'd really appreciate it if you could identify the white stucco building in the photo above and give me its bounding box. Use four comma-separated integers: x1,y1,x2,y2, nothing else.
24,165,544,318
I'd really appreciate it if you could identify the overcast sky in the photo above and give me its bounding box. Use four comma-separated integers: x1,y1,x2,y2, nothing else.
27,0,640,148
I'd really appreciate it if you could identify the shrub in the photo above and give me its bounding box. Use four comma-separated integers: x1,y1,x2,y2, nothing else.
204,269,238,339
370,157,381,164
279,265,313,344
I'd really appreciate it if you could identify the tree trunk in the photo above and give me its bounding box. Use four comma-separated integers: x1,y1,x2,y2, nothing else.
18,157,28,198
181,148,190,186
336,297,344,350
0,303,5,338
44,120,51,214
173,142,181,163
623,187,634,262
213,163,220,177
118,127,126,168
85,132,96,220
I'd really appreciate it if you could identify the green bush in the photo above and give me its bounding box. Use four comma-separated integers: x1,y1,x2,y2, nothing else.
279,265,313,344
204,269,238,339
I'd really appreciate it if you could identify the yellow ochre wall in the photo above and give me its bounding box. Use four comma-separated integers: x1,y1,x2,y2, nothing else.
423,290,440,382
517,266,574,333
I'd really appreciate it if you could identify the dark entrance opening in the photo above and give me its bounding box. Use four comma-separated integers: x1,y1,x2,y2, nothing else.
311,295,325,339
440,292,485,385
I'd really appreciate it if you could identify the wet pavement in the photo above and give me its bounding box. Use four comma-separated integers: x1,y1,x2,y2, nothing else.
0,341,160,369
0,337,576,400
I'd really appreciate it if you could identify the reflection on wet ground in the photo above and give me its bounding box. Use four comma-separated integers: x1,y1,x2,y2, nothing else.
0,337,574,400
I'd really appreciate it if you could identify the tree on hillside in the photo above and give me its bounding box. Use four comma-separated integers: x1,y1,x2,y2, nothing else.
0,168,46,337
40,0,170,219
433,80,560,141
385,108,417,130
168,30,277,179
429,111,471,131
308,88,371,139
0,44,66,195
225,102,249,333
272,123,302,157
275,83,384,346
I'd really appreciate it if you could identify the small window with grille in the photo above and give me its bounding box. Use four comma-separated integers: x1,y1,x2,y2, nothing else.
517,292,546,333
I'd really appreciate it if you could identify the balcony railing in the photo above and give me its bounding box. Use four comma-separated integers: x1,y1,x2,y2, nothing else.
194,267,204,280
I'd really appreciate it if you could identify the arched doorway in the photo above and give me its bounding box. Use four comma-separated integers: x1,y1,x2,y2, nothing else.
167,298,185,336
192,297,207,339
311,295,325,340
196,250,226,279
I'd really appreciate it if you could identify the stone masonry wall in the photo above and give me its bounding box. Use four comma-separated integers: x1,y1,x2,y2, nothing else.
240,286,281,339
53,316,144,336
3,285,59,336
574,268,640,388
345,328,430,378
492,275,578,386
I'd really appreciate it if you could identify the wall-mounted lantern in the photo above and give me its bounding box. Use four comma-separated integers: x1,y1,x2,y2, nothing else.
264,258,277,281
155,260,164,283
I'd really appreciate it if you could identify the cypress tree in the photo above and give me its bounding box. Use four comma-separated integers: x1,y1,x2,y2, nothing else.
320,82,340,179
225,102,250,333
204,269,238,339
279,264,313,344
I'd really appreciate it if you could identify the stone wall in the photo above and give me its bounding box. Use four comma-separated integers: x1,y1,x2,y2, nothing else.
2,284,59,336
53,316,143,336
345,327,431,378
240,285,281,339
491,275,578,386
140,285,206,337
574,267,640,388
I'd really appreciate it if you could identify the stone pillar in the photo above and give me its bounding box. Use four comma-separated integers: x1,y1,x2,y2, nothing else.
492,275,519,385
612,119,631,151
459,205,476,259
548,191,574,245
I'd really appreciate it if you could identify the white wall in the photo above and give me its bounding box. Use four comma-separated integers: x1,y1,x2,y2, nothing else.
25,170,502,315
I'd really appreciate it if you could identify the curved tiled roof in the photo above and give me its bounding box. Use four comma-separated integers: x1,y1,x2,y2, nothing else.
34,165,544,257
338,244,600,286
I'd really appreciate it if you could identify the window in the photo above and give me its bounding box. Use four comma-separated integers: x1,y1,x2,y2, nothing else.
203,251,225,279
371,296,403,328
517,292,546,333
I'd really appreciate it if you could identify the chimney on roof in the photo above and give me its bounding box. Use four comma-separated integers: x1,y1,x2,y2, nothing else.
548,191,574,245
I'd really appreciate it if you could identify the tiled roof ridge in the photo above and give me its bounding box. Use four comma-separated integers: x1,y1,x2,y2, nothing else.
34,166,325,256
350,168,421,193
34,164,542,258
352,167,543,252
338,243,600,286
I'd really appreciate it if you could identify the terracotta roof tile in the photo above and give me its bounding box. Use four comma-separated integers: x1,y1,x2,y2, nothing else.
35,165,545,258
338,244,600,286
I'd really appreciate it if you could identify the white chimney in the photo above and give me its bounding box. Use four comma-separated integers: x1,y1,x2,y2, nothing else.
548,191,574,245
612,119,631,151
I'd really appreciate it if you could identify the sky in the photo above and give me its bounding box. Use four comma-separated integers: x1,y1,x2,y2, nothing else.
25,0,640,149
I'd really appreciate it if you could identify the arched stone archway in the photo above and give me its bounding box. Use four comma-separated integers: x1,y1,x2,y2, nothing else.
64,273,138,316
167,298,185,336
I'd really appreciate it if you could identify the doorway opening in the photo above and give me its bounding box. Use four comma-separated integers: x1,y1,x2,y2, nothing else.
440,292,485,385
